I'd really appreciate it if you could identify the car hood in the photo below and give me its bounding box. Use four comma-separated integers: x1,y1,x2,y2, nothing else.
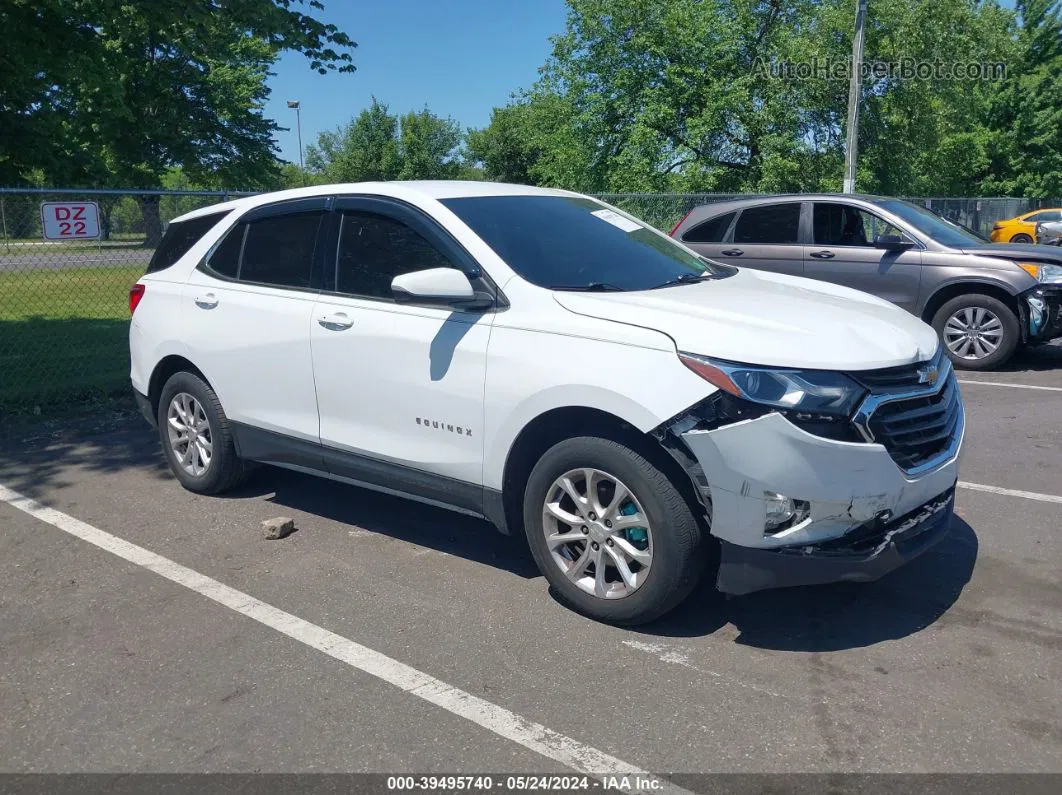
552,268,939,371
961,242,1062,262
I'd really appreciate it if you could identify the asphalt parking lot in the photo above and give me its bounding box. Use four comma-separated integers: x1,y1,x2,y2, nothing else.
1,344,1060,783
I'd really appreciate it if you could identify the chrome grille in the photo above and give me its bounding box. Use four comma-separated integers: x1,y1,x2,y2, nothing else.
852,350,963,473
868,374,961,470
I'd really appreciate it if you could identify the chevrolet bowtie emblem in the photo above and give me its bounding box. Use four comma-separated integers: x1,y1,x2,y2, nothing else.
918,365,939,385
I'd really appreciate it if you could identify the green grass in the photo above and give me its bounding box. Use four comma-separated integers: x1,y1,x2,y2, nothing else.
0,265,144,411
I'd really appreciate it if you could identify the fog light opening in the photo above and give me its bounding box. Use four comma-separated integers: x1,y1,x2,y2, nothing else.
763,492,811,535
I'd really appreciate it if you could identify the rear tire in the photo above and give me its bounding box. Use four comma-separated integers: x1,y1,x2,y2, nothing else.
932,294,1019,371
522,436,707,625
1011,233,1033,244
157,371,248,494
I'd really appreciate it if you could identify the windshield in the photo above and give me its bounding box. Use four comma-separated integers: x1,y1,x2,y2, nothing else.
441,195,735,291
877,200,987,246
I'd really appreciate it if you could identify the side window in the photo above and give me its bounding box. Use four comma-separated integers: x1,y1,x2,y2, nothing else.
146,211,229,273
814,203,910,247
1028,210,1060,223
205,223,245,279
682,212,735,243
732,204,801,244
238,212,323,288
336,211,455,299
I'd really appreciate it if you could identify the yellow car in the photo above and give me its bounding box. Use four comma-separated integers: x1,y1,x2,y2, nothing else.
991,208,1062,243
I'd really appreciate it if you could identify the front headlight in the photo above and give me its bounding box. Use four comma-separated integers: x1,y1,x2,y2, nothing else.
1019,262,1062,283
678,353,866,416
1041,264,1062,283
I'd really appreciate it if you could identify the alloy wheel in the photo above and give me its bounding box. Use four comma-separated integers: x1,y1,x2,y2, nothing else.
166,392,213,477
943,306,1004,360
541,468,653,599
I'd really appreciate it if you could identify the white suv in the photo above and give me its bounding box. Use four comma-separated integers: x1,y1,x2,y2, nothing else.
130,182,964,624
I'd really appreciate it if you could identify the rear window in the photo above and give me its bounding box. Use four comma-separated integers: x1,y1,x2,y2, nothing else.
146,211,229,273
683,212,735,243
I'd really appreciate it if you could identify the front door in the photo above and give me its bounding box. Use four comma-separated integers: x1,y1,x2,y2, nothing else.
310,197,493,503
804,202,923,312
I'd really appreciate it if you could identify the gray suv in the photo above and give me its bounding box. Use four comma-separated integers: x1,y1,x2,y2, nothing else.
670,195,1062,369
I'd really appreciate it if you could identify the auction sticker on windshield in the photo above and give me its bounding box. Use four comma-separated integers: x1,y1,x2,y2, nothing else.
591,208,643,233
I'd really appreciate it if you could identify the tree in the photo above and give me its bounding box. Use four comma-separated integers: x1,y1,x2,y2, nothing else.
306,101,465,182
467,104,540,184
473,0,1028,197
981,0,1062,197
306,99,401,182
397,108,463,180
467,90,598,188
0,0,356,242
523,0,824,193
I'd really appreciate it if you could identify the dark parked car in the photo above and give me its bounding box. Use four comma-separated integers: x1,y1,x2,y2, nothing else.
670,194,1062,369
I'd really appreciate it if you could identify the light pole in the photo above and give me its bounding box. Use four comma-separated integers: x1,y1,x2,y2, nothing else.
287,99,304,168
843,0,868,193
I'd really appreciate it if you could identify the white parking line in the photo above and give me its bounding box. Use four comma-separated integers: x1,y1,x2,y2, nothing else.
957,379,1062,392
957,481,1062,504
0,484,689,792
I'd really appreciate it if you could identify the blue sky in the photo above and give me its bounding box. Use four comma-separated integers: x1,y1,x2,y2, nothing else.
265,0,569,164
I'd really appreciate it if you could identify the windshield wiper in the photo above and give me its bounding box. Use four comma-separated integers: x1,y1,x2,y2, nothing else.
550,282,626,292
649,272,713,290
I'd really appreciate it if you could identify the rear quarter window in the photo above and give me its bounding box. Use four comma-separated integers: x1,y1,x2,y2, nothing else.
682,212,735,243
146,211,229,274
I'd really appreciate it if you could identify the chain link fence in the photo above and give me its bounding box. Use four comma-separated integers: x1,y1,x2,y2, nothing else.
0,189,252,412
0,188,1056,412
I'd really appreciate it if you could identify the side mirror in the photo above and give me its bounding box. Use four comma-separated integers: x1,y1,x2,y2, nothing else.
874,234,915,252
391,267,476,305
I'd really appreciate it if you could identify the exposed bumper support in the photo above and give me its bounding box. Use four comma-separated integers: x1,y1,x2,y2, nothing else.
1023,285,1062,343
716,489,953,595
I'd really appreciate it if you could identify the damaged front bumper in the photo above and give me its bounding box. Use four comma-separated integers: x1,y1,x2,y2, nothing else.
716,488,954,595
675,404,963,596
1022,285,1062,343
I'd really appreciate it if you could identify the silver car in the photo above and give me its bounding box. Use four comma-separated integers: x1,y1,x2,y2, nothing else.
1036,219,1062,247
671,194,1062,369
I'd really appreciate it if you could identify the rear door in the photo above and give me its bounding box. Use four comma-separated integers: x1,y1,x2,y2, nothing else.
714,202,805,276
804,202,922,312
677,210,737,261
182,198,327,442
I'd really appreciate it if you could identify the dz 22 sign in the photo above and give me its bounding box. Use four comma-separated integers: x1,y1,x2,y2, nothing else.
40,201,101,240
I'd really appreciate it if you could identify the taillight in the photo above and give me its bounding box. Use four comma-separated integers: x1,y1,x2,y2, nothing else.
129,283,146,315
669,210,693,237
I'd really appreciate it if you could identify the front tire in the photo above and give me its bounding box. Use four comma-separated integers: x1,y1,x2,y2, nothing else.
522,436,706,625
932,294,1020,371
157,371,248,494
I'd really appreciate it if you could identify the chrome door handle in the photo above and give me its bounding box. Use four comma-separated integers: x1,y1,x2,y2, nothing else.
810,250,835,259
318,312,354,330
194,293,218,309
721,248,744,256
